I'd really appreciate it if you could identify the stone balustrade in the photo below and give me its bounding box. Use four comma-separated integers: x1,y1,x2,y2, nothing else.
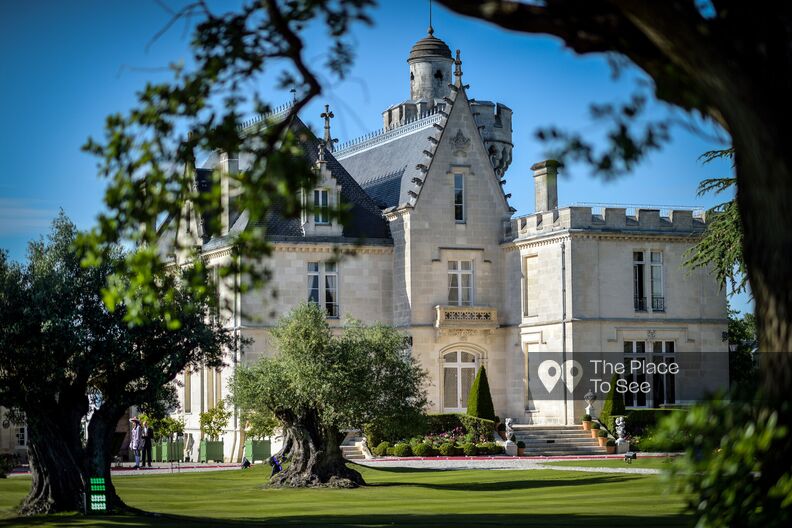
434,305,499,330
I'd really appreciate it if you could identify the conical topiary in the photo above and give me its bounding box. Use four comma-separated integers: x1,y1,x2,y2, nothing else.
467,366,496,422
599,373,626,429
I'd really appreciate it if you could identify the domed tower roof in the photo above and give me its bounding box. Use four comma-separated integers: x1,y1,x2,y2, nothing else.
408,28,452,63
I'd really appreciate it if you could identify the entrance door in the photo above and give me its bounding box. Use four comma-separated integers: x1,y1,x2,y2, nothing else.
443,351,477,412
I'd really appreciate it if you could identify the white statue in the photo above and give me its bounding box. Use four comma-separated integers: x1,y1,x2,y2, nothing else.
615,416,629,453
503,418,517,456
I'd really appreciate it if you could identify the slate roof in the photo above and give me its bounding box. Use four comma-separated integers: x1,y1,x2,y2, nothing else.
198,116,391,251
335,113,444,209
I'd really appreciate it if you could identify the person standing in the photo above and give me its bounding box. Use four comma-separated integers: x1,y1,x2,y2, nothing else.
129,418,142,470
141,420,155,468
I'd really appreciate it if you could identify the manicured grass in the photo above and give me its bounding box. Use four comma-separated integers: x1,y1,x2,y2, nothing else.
0,464,691,527
542,457,680,470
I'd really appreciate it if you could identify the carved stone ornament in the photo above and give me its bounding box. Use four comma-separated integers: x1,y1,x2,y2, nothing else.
450,129,471,152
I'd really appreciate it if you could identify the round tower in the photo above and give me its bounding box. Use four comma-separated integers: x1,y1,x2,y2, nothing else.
408,27,453,105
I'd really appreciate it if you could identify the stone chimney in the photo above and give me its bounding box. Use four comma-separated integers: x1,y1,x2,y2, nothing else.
531,160,560,213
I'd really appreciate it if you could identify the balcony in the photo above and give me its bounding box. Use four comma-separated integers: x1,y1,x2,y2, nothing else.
435,305,499,337
651,296,665,312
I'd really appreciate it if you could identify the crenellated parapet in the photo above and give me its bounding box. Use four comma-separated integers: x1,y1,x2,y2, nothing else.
510,205,708,240
471,100,513,176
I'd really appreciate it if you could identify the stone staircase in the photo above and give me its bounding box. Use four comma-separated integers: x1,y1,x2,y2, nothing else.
512,425,606,456
340,434,367,461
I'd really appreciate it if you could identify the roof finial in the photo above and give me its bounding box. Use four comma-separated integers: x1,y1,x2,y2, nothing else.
320,104,338,152
428,0,434,36
454,49,463,85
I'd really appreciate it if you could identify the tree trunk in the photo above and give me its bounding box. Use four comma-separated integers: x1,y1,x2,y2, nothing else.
270,409,363,488
20,413,85,515
85,404,128,512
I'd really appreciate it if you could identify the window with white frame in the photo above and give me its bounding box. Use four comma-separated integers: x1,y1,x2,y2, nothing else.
454,173,465,223
650,251,664,311
324,261,339,318
16,425,27,447
307,261,339,317
313,189,330,224
633,252,646,311
448,260,473,306
442,351,477,412
623,340,676,407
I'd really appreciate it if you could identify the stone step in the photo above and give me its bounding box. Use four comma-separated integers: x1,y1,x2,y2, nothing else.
512,425,585,430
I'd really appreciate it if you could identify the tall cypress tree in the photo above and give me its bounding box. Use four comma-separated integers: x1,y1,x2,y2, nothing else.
467,366,496,422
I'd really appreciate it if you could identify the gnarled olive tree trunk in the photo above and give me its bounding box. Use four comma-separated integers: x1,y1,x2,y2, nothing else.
85,403,128,512
21,411,85,515
270,409,363,488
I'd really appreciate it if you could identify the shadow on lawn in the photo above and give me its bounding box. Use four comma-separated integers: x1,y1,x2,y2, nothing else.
0,512,693,527
368,472,644,492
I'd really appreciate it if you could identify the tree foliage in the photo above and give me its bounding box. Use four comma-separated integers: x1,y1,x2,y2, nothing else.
684,148,747,294
199,401,231,440
0,214,235,514
466,366,496,422
231,303,427,487
80,0,374,327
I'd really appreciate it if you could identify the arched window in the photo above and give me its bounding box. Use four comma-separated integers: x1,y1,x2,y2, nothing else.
442,350,477,412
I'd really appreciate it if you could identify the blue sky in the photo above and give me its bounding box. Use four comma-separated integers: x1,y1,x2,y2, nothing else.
0,1,750,313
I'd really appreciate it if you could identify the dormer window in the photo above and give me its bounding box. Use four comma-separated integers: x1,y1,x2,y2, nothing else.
314,189,330,224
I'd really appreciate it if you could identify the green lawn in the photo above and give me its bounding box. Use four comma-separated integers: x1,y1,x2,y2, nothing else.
542,457,680,470
0,465,691,527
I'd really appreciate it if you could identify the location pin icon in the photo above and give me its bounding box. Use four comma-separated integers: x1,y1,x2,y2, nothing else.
538,360,562,393
563,360,583,393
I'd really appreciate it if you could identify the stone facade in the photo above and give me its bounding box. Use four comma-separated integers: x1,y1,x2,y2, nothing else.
160,30,729,462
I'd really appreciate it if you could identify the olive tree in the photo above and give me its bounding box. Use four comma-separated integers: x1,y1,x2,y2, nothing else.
231,303,426,487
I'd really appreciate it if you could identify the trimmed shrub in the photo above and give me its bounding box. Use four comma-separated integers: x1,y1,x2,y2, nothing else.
0,454,17,478
386,447,396,456
516,440,526,449
412,442,436,457
392,443,412,457
597,429,608,438
476,442,501,455
459,415,495,441
462,442,477,456
581,414,592,422
438,443,459,456
606,439,616,447
590,422,601,430
364,412,427,447
372,441,390,457
599,373,626,430
467,366,496,422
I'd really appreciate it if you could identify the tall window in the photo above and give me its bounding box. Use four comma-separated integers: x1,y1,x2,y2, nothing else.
633,252,646,311
16,426,27,447
307,261,339,318
522,255,537,317
443,351,477,412
650,252,664,311
307,262,320,304
448,260,473,306
623,340,676,407
324,262,339,318
454,173,465,223
314,189,329,224
184,370,192,413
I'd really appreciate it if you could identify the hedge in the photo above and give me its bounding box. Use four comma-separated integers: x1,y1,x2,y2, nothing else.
366,412,496,445
607,408,688,435
467,366,496,422
599,373,625,430
462,442,477,456
372,441,390,457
